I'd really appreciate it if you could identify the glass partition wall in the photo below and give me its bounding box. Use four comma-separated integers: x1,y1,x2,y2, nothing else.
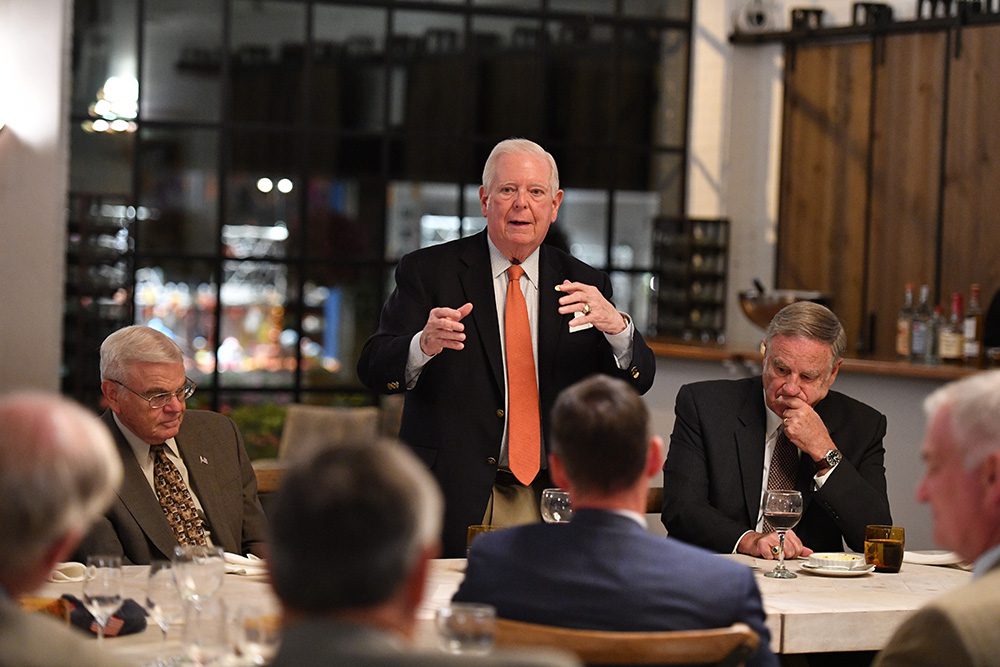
65,0,692,456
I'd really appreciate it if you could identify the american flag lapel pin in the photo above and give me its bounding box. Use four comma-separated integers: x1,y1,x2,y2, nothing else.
200,456,209,465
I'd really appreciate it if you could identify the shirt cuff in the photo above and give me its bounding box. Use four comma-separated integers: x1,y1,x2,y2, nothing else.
605,312,635,369
405,332,435,389
734,529,756,554
813,460,839,488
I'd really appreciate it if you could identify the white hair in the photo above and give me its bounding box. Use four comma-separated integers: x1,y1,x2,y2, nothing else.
100,325,183,381
0,392,122,577
924,370,1000,469
482,138,560,196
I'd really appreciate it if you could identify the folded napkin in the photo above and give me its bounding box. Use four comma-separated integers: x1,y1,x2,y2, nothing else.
48,562,87,583
903,550,972,569
224,552,267,576
60,595,147,638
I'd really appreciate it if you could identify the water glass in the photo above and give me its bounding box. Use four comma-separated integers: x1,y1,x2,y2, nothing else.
82,555,123,646
435,603,496,655
146,560,186,642
173,545,225,607
236,605,282,665
183,597,230,665
865,524,905,573
540,488,573,523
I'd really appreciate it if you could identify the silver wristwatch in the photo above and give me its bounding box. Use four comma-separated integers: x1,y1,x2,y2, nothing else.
817,448,842,471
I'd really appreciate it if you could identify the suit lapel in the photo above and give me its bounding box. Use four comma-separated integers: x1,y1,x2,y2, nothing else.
734,378,768,527
458,232,503,396
101,412,178,558
537,245,568,399
178,424,234,552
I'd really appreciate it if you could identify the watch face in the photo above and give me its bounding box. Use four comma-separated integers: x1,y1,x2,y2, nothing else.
826,450,843,466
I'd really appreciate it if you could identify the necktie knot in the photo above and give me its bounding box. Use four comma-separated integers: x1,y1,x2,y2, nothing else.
507,264,524,282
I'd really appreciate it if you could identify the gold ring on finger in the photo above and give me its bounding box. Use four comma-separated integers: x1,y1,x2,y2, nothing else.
583,303,591,315
771,545,781,556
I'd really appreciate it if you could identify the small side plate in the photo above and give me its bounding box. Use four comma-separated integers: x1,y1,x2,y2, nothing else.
800,562,875,577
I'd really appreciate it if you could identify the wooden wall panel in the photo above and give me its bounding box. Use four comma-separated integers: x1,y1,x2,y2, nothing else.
941,25,1000,308
778,42,871,354
867,32,946,357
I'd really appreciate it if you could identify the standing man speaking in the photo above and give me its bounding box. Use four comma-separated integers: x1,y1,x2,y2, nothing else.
358,138,655,556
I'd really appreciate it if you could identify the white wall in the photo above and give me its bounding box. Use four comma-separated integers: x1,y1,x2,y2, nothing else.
688,0,915,349
0,0,71,391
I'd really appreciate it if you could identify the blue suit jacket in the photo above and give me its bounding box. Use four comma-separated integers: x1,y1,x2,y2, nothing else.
453,509,777,667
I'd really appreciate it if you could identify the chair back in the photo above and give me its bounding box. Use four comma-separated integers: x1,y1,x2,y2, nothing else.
278,404,380,463
495,619,759,666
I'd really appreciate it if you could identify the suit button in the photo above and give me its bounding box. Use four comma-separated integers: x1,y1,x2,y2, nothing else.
630,367,640,379
486,457,498,466
496,409,504,418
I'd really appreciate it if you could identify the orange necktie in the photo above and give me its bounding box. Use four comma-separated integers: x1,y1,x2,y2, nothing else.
505,264,541,485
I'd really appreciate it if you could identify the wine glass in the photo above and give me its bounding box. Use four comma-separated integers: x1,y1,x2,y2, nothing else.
763,490,803,579
540,488,573,523
82,555,123,646
146,560,186,643
172,545,225,609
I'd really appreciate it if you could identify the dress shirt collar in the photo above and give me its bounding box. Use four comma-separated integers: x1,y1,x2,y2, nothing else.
607,508,648,529
973,542,1000,579
112,412,180,461
487,233,540,288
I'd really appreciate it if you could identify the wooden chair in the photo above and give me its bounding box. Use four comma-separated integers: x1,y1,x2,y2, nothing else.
495,619,759,667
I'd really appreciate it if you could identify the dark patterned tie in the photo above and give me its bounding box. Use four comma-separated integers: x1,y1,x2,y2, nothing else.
151,444,208,546
763,429,799,532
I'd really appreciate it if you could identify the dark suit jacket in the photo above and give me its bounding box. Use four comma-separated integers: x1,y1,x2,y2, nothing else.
271,618,581,667
73,410,269,564
357,231,655,556
661,377,891,554
453,509,777,667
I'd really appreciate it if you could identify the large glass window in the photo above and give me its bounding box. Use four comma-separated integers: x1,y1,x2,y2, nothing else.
65,0,694,445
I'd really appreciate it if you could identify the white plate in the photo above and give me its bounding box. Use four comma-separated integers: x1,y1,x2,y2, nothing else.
800,562,875,577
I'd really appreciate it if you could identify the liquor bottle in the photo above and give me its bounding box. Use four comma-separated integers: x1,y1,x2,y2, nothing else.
964,283,985,367
909,284,932,362
938,292,964,365
923,304,943,365
895,283,914,358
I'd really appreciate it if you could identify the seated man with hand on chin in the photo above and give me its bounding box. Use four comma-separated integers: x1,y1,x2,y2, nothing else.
662,301,892,560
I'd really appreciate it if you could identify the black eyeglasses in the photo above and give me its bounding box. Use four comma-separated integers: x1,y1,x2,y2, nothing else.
111,378,196,409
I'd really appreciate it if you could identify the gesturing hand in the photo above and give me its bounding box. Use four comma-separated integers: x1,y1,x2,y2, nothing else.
555,280,627,334
419,303,474,356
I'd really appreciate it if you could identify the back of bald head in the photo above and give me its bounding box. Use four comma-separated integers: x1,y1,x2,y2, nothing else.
0,393,122,584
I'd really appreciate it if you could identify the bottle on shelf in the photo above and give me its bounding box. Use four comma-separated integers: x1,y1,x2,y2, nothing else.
963,283,985,367
910,284,932,362
924,304,944,365
895,283,914,359
938,292,965,365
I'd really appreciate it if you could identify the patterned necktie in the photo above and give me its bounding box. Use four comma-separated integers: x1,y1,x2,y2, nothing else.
763,429,799,532
151,444,208,546
505,264,541,485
